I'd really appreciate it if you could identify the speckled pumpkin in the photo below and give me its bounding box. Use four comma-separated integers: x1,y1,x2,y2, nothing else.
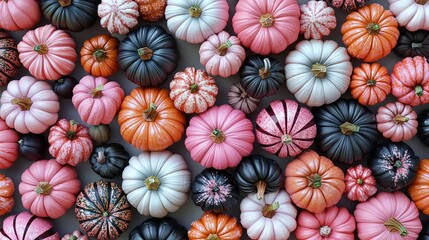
0,31,20,88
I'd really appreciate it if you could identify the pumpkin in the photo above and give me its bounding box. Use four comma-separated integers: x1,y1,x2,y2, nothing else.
53,76,78,99
325,0,368,12
19,133,47,161
256,99,316,158
341,3,399,62
232,0,300,55
300,1,336,40
394,29,429,59
285,40,353,107
0,118,19,169
199,31,246,78
0,0,41,31
122,151,191,218
88,124,111,145
0,30,20,87
185,104,254,170
130,217,187,240
118,25,179,87
61,230,88,240
0,174,14,216
75,180,133,240
72,75,124,125
17,24,77,81
344,165,377,202
240,56,285,99
0,212,60,240
285,150,345,213
350,62,391,106
388,0,429,32
98,0,139,35
312,98,380,164
191,168,239,213
227,82,260,115
240,190,297,240
165,0,229,44
169,67,218,114
409,159,429,215
0,76,60,134
40,0,99,32
376,102,418,142
89,143,130,179
118,87,185,151
135,0,166,22
188,212,242,240
419,222,429,240
48,119,93,166
355,191,422,240
418,109,429,146
80,34,119,78
391,56,429,106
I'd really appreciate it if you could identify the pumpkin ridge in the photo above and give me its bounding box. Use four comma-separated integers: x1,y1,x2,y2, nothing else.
21,214,38,240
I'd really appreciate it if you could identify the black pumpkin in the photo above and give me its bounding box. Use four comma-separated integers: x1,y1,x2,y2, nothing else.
89,143,130,179
52,76,78,99
418,221,429,240
129,217,188,240
88,124,111,145
118,25,179,87
191,168,239,213
312,98,380,164
40,0,100,32
393,29,429,59
234,155,283,199
0,30,20,87
369,141,419,191
239,55,284,99
417,109,429,146
18,134,47,161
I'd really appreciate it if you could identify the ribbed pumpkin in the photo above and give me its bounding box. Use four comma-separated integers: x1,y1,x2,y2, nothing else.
376,102,418,142
0,118,19,169
130,217,187,240
0,0,41,31
89,143,130,179
409,159,429,215
19,133,47,161
53,76,78,99
88,124,111,145
188,212,242,240
0,31,20,88
0,174,14,216
418,109,429,146
388,0,429,32
344,165,377,202
394,30,429,59
0,212,60,240
98,0,139,35
300,1,336,40
227,82,260,115
135,0,167,22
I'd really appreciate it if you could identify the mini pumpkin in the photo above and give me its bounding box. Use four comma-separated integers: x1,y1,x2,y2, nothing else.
135,0,167,22
53,76,78,99
61,230,88,240
376,102,418,142
130,217,187,240
188,212,242,240
344,165,377,202
227,82,260,115
0,30,20,87
0,174,14,216
409,159,429,215
300,1,336,40
19,133,47,161
89,143,130,179
388,0,429,31
88,124,111,145
98,0,139,35
0,212,60,239
0,0,41,31
394,30,429,59
0,118,19,169
418,109,429,146
325,0,369,12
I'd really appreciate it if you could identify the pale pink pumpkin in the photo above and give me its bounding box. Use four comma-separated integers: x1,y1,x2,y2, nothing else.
300,1,336,40
0,118,19,169
232,0,300,55
0,0,41,31
19,160,81,219
376,102,418,142
72,75,124,125
48,119,93,166
98,0,140,35
199,31,246,78
185,104,254,170
0,212,60,239
0,76,60,134
344,165,377,202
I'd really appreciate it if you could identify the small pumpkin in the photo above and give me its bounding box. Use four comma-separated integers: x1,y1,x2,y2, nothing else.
185,104,254,170
341,3,399,62
325,0,369,12
88,124,111,145
0,30,20,87
53,76,78,99
188,212,242,240
344,165,377,202
130,217,187,240
19,133,47,161
0,212,60,239
285,150,345,213
61,230,88,240
300,1,336,40
199,31,246,78
48,119,93,166
135,0,167,22
409,159,429,215
80,34,119,78
89,143,130,179
98,0,139,35
0,174,14,216
227,82,260,115
0,0,41,31
376,102,418,142
388,0,429,32
72,75,124,125
418,109,429,146
0,118,19,169
394,29,429,59
75,180,133,240
240,56,285,99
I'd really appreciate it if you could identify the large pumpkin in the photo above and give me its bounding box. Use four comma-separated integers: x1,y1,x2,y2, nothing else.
376,102,418,142
0,0,41,31
0,30,20,87
0,174,14,216
89,143,130,179
188,212,242,240
300,1,336,40
409,159,429,215
135,0,167,22
0,118,19,169
98,0,139,35
394,30,429,59
130,217,187,240
418,109,429,146
0,212,60,240
388,0,429,31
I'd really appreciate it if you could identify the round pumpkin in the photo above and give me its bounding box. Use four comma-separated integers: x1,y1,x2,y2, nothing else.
227,82,260,115
0,118,19,169
0,174,14,216
89,143,130,179
88,124,111,145
53,76,78,99
0,0,41,31
300,1,336,40
130,217,187,240
325,0,369,12
19,133,47,161
61,230,88,240
98,0,139,35
0,30,20,87
376,102,418,142
409,159,429,215
344,165,377,202
418,109,429,146
135,0,167,22
188,212,242,240
0,212,60,240
394,29,429,59
388,0,429,31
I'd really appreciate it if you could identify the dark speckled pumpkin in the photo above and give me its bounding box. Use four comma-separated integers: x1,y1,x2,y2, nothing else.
0,31,20,87
129,217,188,240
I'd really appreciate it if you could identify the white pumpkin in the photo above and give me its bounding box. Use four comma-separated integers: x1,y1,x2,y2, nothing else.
300,1,336,40
98,0,140,35
165,0,229,44
285,39,352,107
240,190,297,240
388,0,429,31
121,150,191,218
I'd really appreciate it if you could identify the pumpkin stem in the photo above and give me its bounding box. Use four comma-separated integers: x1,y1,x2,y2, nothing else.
34,44,49,54
210,128,225,143
366,23,381,34
97,151,106,164
357,178,363,185
144,176,160,190
260,13,275,27
207,234,220,240
384,218,408,237
189,5,202,18
312,63,327,78
212,186,219,192
103,211,109,217
415,85,423,97
320,225,332,237
11,97,33,111
412,42,423,49
35,182,52,195
143,103,158,122
394,160,402,168
307,173,322,188
340,122,360,135
416,0,428,5
261,202,279,218
93,49,106,62
255,180,267,200
217,40,232,56
67,120,78,140
57,78,64,83
189,83,199,93
281,134,293,145
393,115,409,123
57,0,72,7
137,47,153,60
367,79,376,86
259,58,271,79
90,84,104,98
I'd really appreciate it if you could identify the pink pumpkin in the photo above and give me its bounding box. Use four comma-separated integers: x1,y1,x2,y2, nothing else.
344,165,377,202
72,75,124,125
0,118,19,169
199,31,246,78
98,0,140,35
296,206,355,240
17,24,77,80
62,231,89,240
0,212,60,239
256,99,316,158
376,102,418,142
185,104,254,169
300,1,336,40
0,76,60,134
232,0,300,55
0,0,41,31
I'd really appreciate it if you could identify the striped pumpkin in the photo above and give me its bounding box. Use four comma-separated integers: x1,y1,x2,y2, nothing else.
0,212,60,239
0,31,20,87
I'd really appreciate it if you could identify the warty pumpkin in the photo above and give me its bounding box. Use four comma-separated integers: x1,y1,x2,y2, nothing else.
0,30,20,87
135,0,166,22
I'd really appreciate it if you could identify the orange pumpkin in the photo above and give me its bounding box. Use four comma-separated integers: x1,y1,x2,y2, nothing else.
0,174,14,216
341,3,399,62
135,0,167,22
285,150,345,213
408,159,429,214
188,212,242,240
118,87,185,151
350,63,391,106
80,34,119,77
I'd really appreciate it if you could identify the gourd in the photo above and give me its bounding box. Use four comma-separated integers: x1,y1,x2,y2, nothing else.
0,118,19,169
98,0,139,35
18,133,47,161
227,82,260,115
135,0,167,22
344,165,377,202
388,0,429,31
300,1,336,40
89,143,130,179
88,124,111,145
418,109,429,146
61,230,88,240
0,0,41,31
129,217,187,240
188,212,242,240
325,0,369,12
0,174,14,216
53,76,78,99
0,212,60,239
0,30,20,87
409,159,429,215
394,30,429,59
376,102,418,142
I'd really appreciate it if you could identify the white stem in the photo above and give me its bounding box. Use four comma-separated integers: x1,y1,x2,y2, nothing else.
263,58,271,71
